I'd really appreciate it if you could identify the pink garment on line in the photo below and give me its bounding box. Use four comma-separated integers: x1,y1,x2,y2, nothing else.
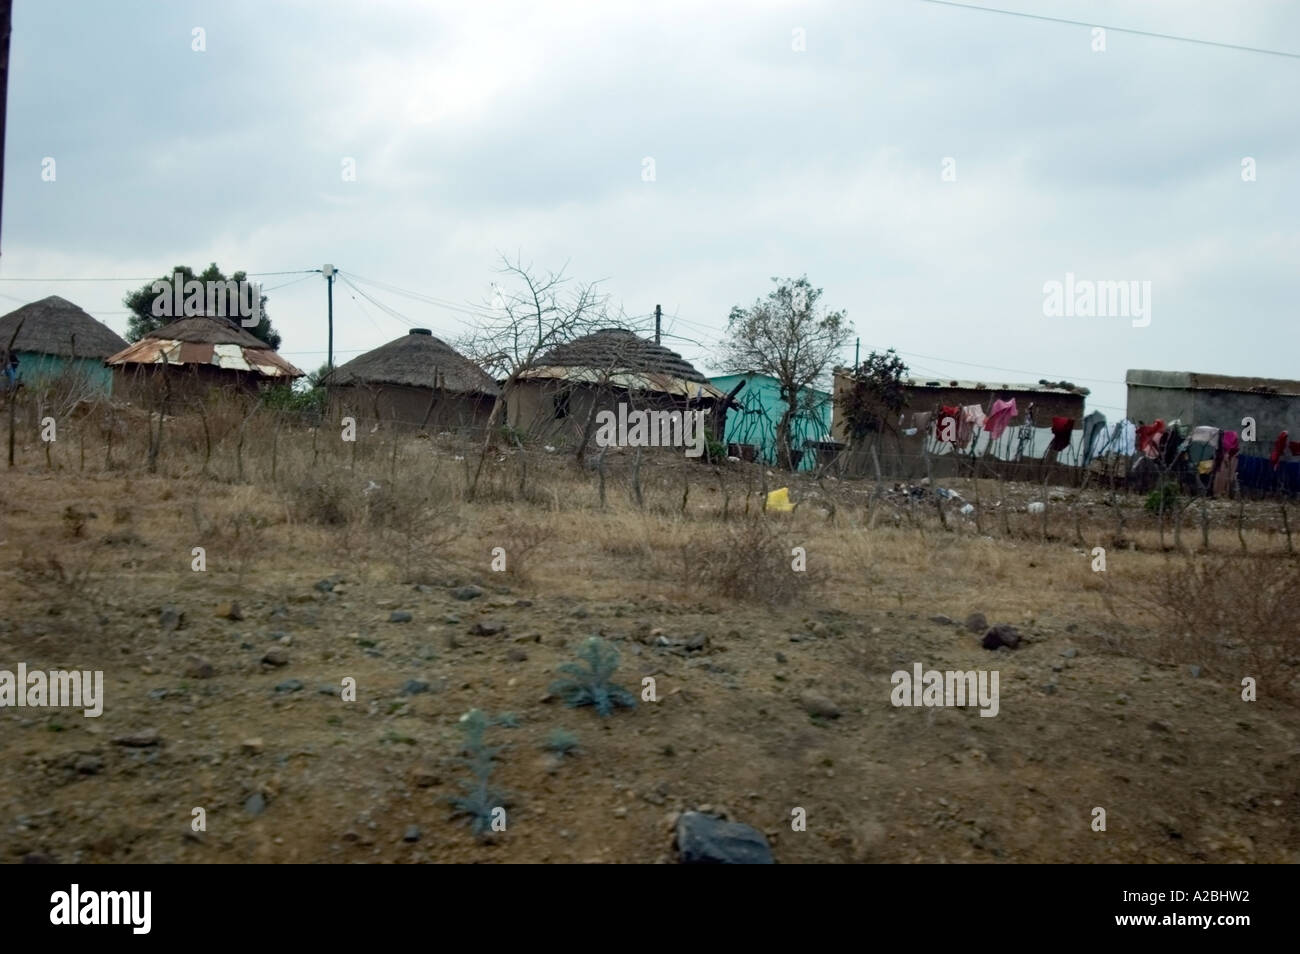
959,404,986,445
1221,430,1239,456
984,398,1018,440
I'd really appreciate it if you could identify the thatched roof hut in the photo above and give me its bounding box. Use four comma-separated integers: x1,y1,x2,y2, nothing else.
106,315,302,400
509,328,724,442
325,328,498,430
0,295,129,395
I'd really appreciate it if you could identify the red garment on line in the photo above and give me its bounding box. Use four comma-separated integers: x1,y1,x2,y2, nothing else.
1049,417,1074,453
1271,431,1289,468
1137,420,1165,458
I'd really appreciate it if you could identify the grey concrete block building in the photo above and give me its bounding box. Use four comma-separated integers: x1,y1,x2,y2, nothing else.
1126,369,1300,446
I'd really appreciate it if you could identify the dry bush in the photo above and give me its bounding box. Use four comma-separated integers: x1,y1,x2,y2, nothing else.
688,513,817,606
1147,553,1300,702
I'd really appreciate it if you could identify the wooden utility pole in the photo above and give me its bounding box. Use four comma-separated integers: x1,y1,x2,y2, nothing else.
654,304,661,345
0,0,13,259
321,264,336,369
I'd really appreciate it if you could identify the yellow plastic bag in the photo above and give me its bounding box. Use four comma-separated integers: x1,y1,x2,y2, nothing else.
765,487,794,511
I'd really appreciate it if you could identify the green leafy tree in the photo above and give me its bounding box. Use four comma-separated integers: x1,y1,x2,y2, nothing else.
122,263,281,349
721,276,851,469
838,348,910,443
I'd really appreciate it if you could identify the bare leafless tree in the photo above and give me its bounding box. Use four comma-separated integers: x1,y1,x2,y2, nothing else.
458,254,613,496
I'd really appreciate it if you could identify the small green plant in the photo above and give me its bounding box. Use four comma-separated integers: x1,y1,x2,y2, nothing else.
1145,481,1180,514
449,709,509,838
543,727,579,756
549,637,636,717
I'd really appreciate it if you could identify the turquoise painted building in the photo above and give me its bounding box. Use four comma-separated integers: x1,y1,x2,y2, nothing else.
710,372,833,471
0,296,127,396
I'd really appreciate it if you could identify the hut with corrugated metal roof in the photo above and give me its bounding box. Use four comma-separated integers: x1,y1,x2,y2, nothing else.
506,327,725,443
324,328,499,430
106,315,303,402
0,296,128,397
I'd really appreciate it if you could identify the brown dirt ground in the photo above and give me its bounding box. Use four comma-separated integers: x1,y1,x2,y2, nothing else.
1,440,1298,864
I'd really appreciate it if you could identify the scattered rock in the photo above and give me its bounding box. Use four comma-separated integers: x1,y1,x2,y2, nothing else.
74,755,103,775
159,606,184,632
113,729,160,747
274,679,304,693
453,585,483,601
261,649,290,668
512,632,540,643
685,633,709,652
1061,648,1078,659
443,614,461,625
799,692,841,719
403,825,421,843
314,578,336,593
471,620,506,636
244,792,266,816
675,811,775,864
241,738,264,755
982,624,1020,650
389,610,413,623
184,656,215,679
929,614,954,625
1148,720,1170,733
1189,665,1202,678
965,612,988,633
775,651,787,664
506,648,528,663
215,601,244,621
401,680,431,695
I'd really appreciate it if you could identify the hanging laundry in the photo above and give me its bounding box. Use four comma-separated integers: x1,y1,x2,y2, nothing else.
1190,425,1219,445
1137,420,1165,459
1221,429,1239,456
959,404,986,444
1290,441,1300,457
912,411,932,433
983,398,1018,439
1049,416,1074,453
1271,430,1289,468
936,406,961,443
1109,420,1137,457
1081,411,1107,465
1213,453,1238,497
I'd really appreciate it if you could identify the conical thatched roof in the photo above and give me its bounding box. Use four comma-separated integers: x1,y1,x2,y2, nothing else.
534,328,710,382
106,315,302,379
519,328,724,400
325,329,499,395
0,295,128,359
142,315,267,348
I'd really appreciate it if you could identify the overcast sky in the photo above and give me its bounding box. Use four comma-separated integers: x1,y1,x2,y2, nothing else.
3,0,1298,418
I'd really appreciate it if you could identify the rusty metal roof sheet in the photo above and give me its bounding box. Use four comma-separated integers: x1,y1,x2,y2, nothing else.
106,337,303,378
517,365,725,401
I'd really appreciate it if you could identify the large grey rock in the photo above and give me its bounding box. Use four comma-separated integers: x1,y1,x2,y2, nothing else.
982,624,1020,650
676,812,774,864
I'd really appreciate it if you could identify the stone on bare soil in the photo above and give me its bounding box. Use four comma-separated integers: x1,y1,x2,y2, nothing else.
261,648,290,668
113,729,160,747
244,792,266,816
241,738,264,755
389,611,413,623
798,692,841,719
274,679,304,693
471,620,506,636
215,601,244,621
982,624,1020,650
403,825,421,843
675,811,775,864
929,614,954,625
184,656,214,679
159,606,183,632
74,755,103,775
453,585,483,601
506,648,528,662
965,612,988,633
401,680,431,695
685,633,709,652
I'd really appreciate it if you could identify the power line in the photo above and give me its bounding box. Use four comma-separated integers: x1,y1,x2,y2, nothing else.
911,0,1300,60
0,268,317,282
